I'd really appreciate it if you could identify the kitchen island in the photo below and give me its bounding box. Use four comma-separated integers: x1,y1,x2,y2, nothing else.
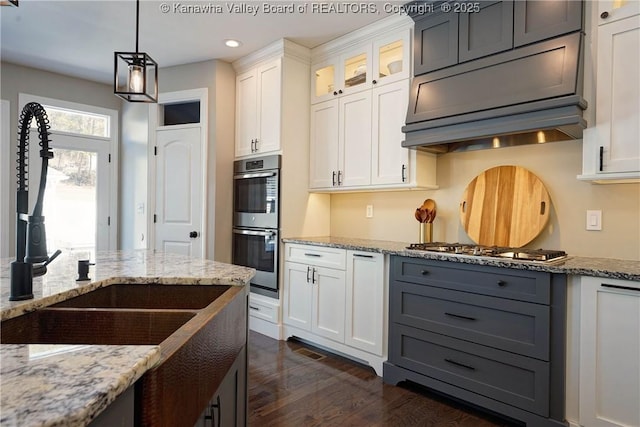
0,250,255,427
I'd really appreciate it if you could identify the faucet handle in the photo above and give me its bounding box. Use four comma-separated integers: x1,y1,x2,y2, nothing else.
32,249,62,277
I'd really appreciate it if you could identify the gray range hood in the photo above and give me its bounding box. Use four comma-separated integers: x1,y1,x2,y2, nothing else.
403,26,587,153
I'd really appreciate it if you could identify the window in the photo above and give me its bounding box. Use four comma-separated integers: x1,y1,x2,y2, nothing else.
30,105,110,138
19,93,118,252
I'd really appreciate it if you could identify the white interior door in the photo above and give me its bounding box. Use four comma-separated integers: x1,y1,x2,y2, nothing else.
155,126,203,257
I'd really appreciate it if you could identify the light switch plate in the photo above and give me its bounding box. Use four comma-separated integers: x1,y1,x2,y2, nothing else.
586,210,602,231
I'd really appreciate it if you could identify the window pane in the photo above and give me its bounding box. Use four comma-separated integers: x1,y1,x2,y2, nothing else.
44,148,97,259
31,106,109,138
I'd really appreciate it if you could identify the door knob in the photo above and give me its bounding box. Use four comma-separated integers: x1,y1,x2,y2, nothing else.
189,231,198,238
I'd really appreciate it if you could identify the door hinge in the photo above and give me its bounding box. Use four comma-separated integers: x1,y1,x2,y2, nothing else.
107,216,111,226
154,146,158,156
153,214,157,223
108,153,111,163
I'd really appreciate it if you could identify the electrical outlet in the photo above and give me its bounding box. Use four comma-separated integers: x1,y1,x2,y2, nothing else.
586,210,602,231
366,205,374,218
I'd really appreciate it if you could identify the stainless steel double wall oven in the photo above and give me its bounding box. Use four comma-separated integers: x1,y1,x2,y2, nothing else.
232,155,280,298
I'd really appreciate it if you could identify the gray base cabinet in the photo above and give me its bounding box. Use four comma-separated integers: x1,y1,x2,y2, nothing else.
195,346,247,427
384,257,567,427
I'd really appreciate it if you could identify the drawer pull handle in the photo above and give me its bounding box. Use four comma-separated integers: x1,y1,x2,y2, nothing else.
249,305,260,311
445,312,477,321
497,280,506,287
421,270,429,275
601,284,640,292
444,358,476,371
304,253,322,257
353,254,373,258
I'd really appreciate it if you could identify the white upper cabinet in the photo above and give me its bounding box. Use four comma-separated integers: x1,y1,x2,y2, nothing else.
371,80,410,186
579,1,640,182
372,29,411,87
235,58,282,158
309,18,437,192
309,100,340,188
311,45,372,104
309,92,372,189
311,24,411,104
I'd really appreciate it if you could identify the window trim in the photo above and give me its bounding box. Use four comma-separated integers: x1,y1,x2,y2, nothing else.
0,100,10,258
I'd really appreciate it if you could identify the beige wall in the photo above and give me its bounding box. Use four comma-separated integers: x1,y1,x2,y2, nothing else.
0,62,121,256
159,59,235,263
330,140,640,260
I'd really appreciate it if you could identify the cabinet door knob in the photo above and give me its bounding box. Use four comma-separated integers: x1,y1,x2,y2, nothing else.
189,231,199,238
600,11,609,19
338,89,343,94
497,280,506,287
421,270,429,275
333,91,338,96
372,79,377,84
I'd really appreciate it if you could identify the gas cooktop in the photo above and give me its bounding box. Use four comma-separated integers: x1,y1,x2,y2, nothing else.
407,242,568,263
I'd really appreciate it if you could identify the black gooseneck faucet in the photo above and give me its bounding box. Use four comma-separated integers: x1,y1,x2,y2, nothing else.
10,102,61,301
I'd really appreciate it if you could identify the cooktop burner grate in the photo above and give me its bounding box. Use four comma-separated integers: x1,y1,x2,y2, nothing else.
407,242,567,262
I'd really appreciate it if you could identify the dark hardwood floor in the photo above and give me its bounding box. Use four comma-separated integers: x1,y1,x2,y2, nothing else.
248,331,516,426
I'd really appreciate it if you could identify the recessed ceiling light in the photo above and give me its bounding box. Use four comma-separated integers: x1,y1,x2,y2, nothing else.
225,39,242,48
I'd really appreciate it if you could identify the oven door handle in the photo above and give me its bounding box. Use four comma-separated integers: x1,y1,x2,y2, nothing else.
233,228,276,237
233,172,277,179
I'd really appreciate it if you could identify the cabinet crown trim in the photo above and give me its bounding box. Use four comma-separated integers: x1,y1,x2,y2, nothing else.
233,39,311,73
311,14,412,63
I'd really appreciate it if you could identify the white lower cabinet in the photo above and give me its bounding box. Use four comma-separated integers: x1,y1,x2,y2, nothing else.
312,265,346,342
345,251,384,355
283,247,346,341
579,276,640,427
283,243,387,375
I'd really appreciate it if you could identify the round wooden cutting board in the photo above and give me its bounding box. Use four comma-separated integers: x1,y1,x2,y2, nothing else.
459,166,551,247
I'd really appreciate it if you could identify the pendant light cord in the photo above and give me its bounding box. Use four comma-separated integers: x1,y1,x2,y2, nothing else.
135,0,139,53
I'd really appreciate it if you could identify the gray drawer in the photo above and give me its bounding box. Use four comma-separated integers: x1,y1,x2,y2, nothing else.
391,281,550,360
392,257,551,304
389,324,550,416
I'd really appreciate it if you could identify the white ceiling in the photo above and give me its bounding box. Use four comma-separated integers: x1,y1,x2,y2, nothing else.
0,0,395,84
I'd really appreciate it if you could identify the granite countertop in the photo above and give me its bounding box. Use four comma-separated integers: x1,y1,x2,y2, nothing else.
0,250,255,427
0,344,160,427
1,250,255,321
282,236,640,281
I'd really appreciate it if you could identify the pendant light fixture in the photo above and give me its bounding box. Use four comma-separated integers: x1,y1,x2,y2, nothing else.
114,0,158,102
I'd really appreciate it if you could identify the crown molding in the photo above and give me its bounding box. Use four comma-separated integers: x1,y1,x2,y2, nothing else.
311,14,413,63
232,39,311,73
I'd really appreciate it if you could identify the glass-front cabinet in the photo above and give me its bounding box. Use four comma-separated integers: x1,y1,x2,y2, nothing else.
342,49,370,92
312,62,336,103
311,45,372,104
372,29,411,86
311,29,410,104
